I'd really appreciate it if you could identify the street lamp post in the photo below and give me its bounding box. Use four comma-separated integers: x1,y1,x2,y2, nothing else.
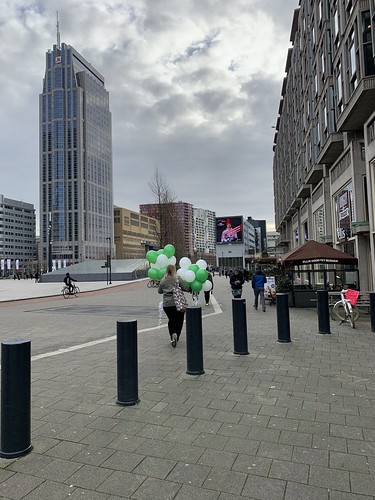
106,237,112,284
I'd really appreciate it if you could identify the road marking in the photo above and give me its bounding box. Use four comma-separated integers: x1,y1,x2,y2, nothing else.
31,297,223,362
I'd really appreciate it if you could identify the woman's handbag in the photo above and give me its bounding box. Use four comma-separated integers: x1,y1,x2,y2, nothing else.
173,280,188,312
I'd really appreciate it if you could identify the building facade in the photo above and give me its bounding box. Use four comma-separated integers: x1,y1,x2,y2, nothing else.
114,207,159,259
193,207,216,262
140,201,194,259
39,41,113,270
273,0,375,290
0,194,36,277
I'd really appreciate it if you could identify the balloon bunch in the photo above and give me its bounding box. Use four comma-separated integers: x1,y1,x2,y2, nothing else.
177,257,213,293
146,244,176,281
146,244,213,294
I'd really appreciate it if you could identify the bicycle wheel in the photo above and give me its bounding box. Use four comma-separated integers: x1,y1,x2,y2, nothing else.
62,287,70,299
147,280,153,288
349,306,359,328
333,301,347,322
74,286,80,297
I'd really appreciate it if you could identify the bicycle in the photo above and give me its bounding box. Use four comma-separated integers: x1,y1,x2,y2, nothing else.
62,284,80,298
147,279,160,288
332,289,360,328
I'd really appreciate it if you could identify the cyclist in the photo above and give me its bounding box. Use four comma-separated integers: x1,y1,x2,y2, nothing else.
63,272,77,294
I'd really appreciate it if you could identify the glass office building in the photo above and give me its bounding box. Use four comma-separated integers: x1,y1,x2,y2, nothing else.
39,42,113,268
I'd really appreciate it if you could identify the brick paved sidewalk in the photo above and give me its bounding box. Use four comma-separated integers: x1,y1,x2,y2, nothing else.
0,277,374,499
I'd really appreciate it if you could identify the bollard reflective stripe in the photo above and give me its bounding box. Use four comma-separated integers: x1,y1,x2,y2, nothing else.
232,299,249,355
276,293,291,343
186,307,204,375
0,339,33,458
117,320,139,406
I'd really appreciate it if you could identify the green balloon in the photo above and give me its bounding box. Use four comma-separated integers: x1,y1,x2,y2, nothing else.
191,280,203,292
196,268,208,283
158,267,167,280
188,264,199,274
163,244,175,258
148,268,159,280
157,249,164,256
146,250,157,264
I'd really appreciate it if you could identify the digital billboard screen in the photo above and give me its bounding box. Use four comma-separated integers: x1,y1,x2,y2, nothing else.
216,216,243,244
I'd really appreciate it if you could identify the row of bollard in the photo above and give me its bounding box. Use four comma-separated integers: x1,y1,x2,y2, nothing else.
3,291,375,459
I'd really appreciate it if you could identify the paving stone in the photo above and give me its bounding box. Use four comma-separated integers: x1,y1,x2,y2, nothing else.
132,456,176,479
100,450,145,472
309,465,350,491
292,446,329,466
22,480,75,499
166,461,211,486
242,474,286,499
269,459,309,484
96,469,146,496
198,449,237,469
350,471,375,496
202,468,247,495
231,454,272,476
173,483,219,499
257,441,293,461
0,472,44,500
131,476,181,499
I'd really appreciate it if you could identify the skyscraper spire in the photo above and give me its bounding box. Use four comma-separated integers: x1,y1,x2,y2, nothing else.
56,11,61,50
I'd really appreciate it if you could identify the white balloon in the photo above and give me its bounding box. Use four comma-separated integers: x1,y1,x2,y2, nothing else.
179,257,191,269
184,270,196,283
177,268,185,278
156,254,169,268
202,280,213,291
169,256,176,265
196,259,207,269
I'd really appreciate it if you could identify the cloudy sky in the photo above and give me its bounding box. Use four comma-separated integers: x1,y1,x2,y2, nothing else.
1,0,296,231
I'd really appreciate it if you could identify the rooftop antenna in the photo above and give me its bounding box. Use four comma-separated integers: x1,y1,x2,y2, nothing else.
56,11,61,50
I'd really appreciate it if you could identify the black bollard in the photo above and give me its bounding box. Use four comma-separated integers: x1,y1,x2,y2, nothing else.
232,299,249,355
317,289,331,334
186,307,205,375
117,320,139,406
370,292,375,333
276,293,291,343
0,339,32,458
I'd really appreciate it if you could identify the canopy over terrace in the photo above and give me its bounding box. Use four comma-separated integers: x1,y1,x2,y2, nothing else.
279,240,358,266
279,240,359,306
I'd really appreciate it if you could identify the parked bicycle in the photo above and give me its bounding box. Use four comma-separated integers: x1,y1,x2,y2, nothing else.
62,284,80,298
147,279,160,288
331,289,360,328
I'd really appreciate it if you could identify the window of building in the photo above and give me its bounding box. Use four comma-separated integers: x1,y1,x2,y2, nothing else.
348,29,358,93
362,11,375,76
335,61,343,114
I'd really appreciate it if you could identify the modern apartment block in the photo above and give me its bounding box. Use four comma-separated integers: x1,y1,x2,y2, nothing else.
273,0,375,289
193,207,216,257
114,207,159,259
0,194,36,276
39,37,113,270
140,201,194,259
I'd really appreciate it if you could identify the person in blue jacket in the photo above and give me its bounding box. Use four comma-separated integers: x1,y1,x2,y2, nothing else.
252,267,267,311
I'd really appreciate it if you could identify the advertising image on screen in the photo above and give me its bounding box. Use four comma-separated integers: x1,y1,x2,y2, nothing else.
216,216,243,243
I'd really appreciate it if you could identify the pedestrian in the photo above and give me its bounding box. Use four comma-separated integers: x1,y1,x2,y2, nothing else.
204,268,214,306
252,266,267,311
230,269,244,298
158,264,190,347
225,270,228,279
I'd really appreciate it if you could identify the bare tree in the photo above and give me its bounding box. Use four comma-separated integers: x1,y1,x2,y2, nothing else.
148,168,183,254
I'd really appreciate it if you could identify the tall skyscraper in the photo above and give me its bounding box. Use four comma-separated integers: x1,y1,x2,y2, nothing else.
39,31,113,269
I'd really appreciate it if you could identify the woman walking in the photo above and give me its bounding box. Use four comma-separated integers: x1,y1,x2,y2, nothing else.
158,265,190,347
